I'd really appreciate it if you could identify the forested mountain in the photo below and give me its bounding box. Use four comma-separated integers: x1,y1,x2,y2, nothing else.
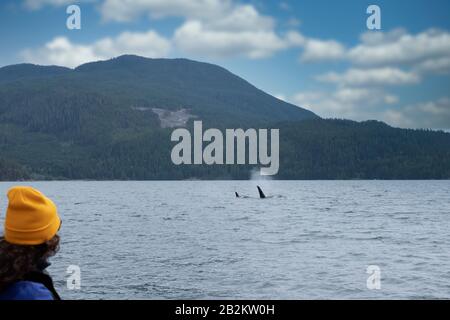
278,119,450,179
0,55,449,180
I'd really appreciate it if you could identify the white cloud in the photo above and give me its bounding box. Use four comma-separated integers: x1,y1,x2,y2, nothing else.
170,3,308,59
24,0,89,9
22,1,450,75
417,97,450,116
317,67,420,86
415,56,450,74
23,0,348,61
98,0,347,61
99,0,231,22
21,37,98,68
285,31,306,46
297,28,450,75
349,29,450,68
206,4,275,32
358,28,408,46
99,0,296,59
173,20,289,59
384,95,399,104
381,110,408,127
18,0,329,61
300,39,346,62
292,87,398,120
95,30,171,57
21,30,170,68
289,27,450,128
381,97,450,129
292,28,450,128
292,89,450,129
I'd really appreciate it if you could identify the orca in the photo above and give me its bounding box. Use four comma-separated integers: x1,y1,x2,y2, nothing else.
235,192,240,198
257,186,266,199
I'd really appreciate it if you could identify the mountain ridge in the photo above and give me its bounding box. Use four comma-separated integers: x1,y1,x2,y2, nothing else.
0,55,317,127
0,55,449,180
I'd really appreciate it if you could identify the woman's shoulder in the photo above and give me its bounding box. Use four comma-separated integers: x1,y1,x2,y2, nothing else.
0,281,55,300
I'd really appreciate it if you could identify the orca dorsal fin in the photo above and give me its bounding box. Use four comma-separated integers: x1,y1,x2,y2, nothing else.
257,186,266,199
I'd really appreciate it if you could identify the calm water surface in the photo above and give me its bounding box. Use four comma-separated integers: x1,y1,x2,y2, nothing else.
0,180,449,299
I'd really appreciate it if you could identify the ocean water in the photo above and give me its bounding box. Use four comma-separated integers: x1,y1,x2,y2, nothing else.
0,180,449,300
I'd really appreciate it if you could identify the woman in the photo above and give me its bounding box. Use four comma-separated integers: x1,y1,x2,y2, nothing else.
0,186,61,300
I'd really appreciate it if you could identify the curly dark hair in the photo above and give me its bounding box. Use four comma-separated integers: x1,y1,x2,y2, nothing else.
0,235,60,291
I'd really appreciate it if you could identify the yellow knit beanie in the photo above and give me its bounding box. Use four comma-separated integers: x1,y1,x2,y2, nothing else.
4,186,61,245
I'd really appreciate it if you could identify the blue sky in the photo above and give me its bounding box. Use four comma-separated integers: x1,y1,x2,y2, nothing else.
1,0,449,129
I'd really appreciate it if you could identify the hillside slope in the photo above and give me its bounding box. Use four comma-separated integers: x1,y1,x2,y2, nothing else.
0,56,449,180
